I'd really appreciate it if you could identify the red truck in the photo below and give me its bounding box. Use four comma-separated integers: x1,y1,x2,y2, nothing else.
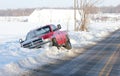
19,24,72,50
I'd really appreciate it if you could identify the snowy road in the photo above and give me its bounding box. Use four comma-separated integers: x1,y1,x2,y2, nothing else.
21,29,120,76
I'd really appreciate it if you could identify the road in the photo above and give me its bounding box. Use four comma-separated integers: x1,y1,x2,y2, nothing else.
22,29,120,76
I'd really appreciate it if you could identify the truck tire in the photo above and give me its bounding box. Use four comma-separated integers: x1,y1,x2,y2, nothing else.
52,38,60,49
52,38,57,46
64,35,72,50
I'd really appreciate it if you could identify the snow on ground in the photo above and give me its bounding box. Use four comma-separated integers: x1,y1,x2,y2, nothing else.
0,21,119,75
0,16,28,22
0,10,120,75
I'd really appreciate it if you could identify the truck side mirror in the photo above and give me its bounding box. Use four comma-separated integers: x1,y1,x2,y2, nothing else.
19,39,24,43
57,24,61,29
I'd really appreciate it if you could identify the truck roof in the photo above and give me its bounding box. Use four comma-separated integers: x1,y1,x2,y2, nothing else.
30,24,55,32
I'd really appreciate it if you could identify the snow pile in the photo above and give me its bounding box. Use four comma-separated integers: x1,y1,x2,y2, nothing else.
28,9,82,31
69,21,120,47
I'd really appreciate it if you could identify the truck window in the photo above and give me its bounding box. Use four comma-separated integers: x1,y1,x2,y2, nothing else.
51,25,58,31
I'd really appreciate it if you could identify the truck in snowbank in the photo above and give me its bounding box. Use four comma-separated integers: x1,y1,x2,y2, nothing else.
19,24,72,50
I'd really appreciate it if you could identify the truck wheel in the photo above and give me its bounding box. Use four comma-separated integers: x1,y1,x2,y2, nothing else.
52,38,58,46
64,36,72,50
52,38,60,49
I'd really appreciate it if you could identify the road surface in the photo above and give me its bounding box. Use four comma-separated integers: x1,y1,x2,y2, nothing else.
22,29,120,76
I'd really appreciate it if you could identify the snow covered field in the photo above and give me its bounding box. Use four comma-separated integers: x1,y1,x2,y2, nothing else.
0,9,120,75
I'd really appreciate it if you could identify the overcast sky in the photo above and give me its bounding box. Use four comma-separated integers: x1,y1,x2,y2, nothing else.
0,0,120,9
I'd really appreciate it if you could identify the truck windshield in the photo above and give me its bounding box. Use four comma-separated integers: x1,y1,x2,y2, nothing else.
26,26,50,40
35,26,50,36
26,31,36,40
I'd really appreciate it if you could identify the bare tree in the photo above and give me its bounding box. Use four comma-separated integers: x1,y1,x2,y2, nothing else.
74,0,100,31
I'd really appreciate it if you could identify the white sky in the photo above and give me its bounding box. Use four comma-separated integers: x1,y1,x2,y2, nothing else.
0,0,120,9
